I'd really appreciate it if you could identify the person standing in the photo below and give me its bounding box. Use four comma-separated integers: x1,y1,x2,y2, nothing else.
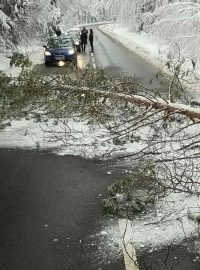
89,29,94,52
80,27,88,52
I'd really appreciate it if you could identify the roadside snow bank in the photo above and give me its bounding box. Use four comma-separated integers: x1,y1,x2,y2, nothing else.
0,46,44,76
99,190,200,255
0,54,10,71
131,192,200,248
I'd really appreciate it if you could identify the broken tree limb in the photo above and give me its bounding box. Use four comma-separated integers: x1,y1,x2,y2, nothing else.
58,84,200,121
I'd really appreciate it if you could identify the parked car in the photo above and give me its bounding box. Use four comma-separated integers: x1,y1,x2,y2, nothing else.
67,28,81,52
43,35,77,66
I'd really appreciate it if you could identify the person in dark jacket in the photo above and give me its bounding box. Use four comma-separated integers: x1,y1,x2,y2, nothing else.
80,27,88,52
89,29,94,52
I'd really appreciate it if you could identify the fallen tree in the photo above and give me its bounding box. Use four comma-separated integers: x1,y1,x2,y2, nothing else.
1,67,200,269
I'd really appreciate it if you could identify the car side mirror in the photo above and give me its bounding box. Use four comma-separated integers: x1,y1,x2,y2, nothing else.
43,45,47,48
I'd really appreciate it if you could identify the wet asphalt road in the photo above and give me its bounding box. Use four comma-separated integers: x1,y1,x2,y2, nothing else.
0,149,199,270
94,29,170,91
138,241,200,270
0,149,124,270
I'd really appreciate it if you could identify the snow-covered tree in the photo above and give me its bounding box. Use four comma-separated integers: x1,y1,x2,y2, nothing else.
97,0,200,70
0,0,61,49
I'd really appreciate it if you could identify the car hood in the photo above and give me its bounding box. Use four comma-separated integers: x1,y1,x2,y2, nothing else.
48,47,72,53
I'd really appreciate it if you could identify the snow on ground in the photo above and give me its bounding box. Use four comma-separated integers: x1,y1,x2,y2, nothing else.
0,53,10,71
0,44,44,76
0,116,144,158
96,192,200,263
131,192,200,248
87,219,122,267
23,46,44,66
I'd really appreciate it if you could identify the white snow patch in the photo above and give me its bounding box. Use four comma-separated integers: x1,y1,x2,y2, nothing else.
0,54,10,71
0,116,144,158
89,220,122,267
0,45,44,76
130,192,200,249
101,193,200,252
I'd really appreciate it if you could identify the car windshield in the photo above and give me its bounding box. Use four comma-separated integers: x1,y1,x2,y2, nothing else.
48,37,72,48
69,34,77,39
68,32,79,39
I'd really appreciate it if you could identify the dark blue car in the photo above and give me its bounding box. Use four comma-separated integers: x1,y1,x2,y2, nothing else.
43,35,77,66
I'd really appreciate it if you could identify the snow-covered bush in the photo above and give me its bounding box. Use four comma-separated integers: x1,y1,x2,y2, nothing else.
141,2,200,64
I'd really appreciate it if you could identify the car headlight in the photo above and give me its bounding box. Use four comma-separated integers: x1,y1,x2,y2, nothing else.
44,51,51,56
68,48,75,55
75,41,79,46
